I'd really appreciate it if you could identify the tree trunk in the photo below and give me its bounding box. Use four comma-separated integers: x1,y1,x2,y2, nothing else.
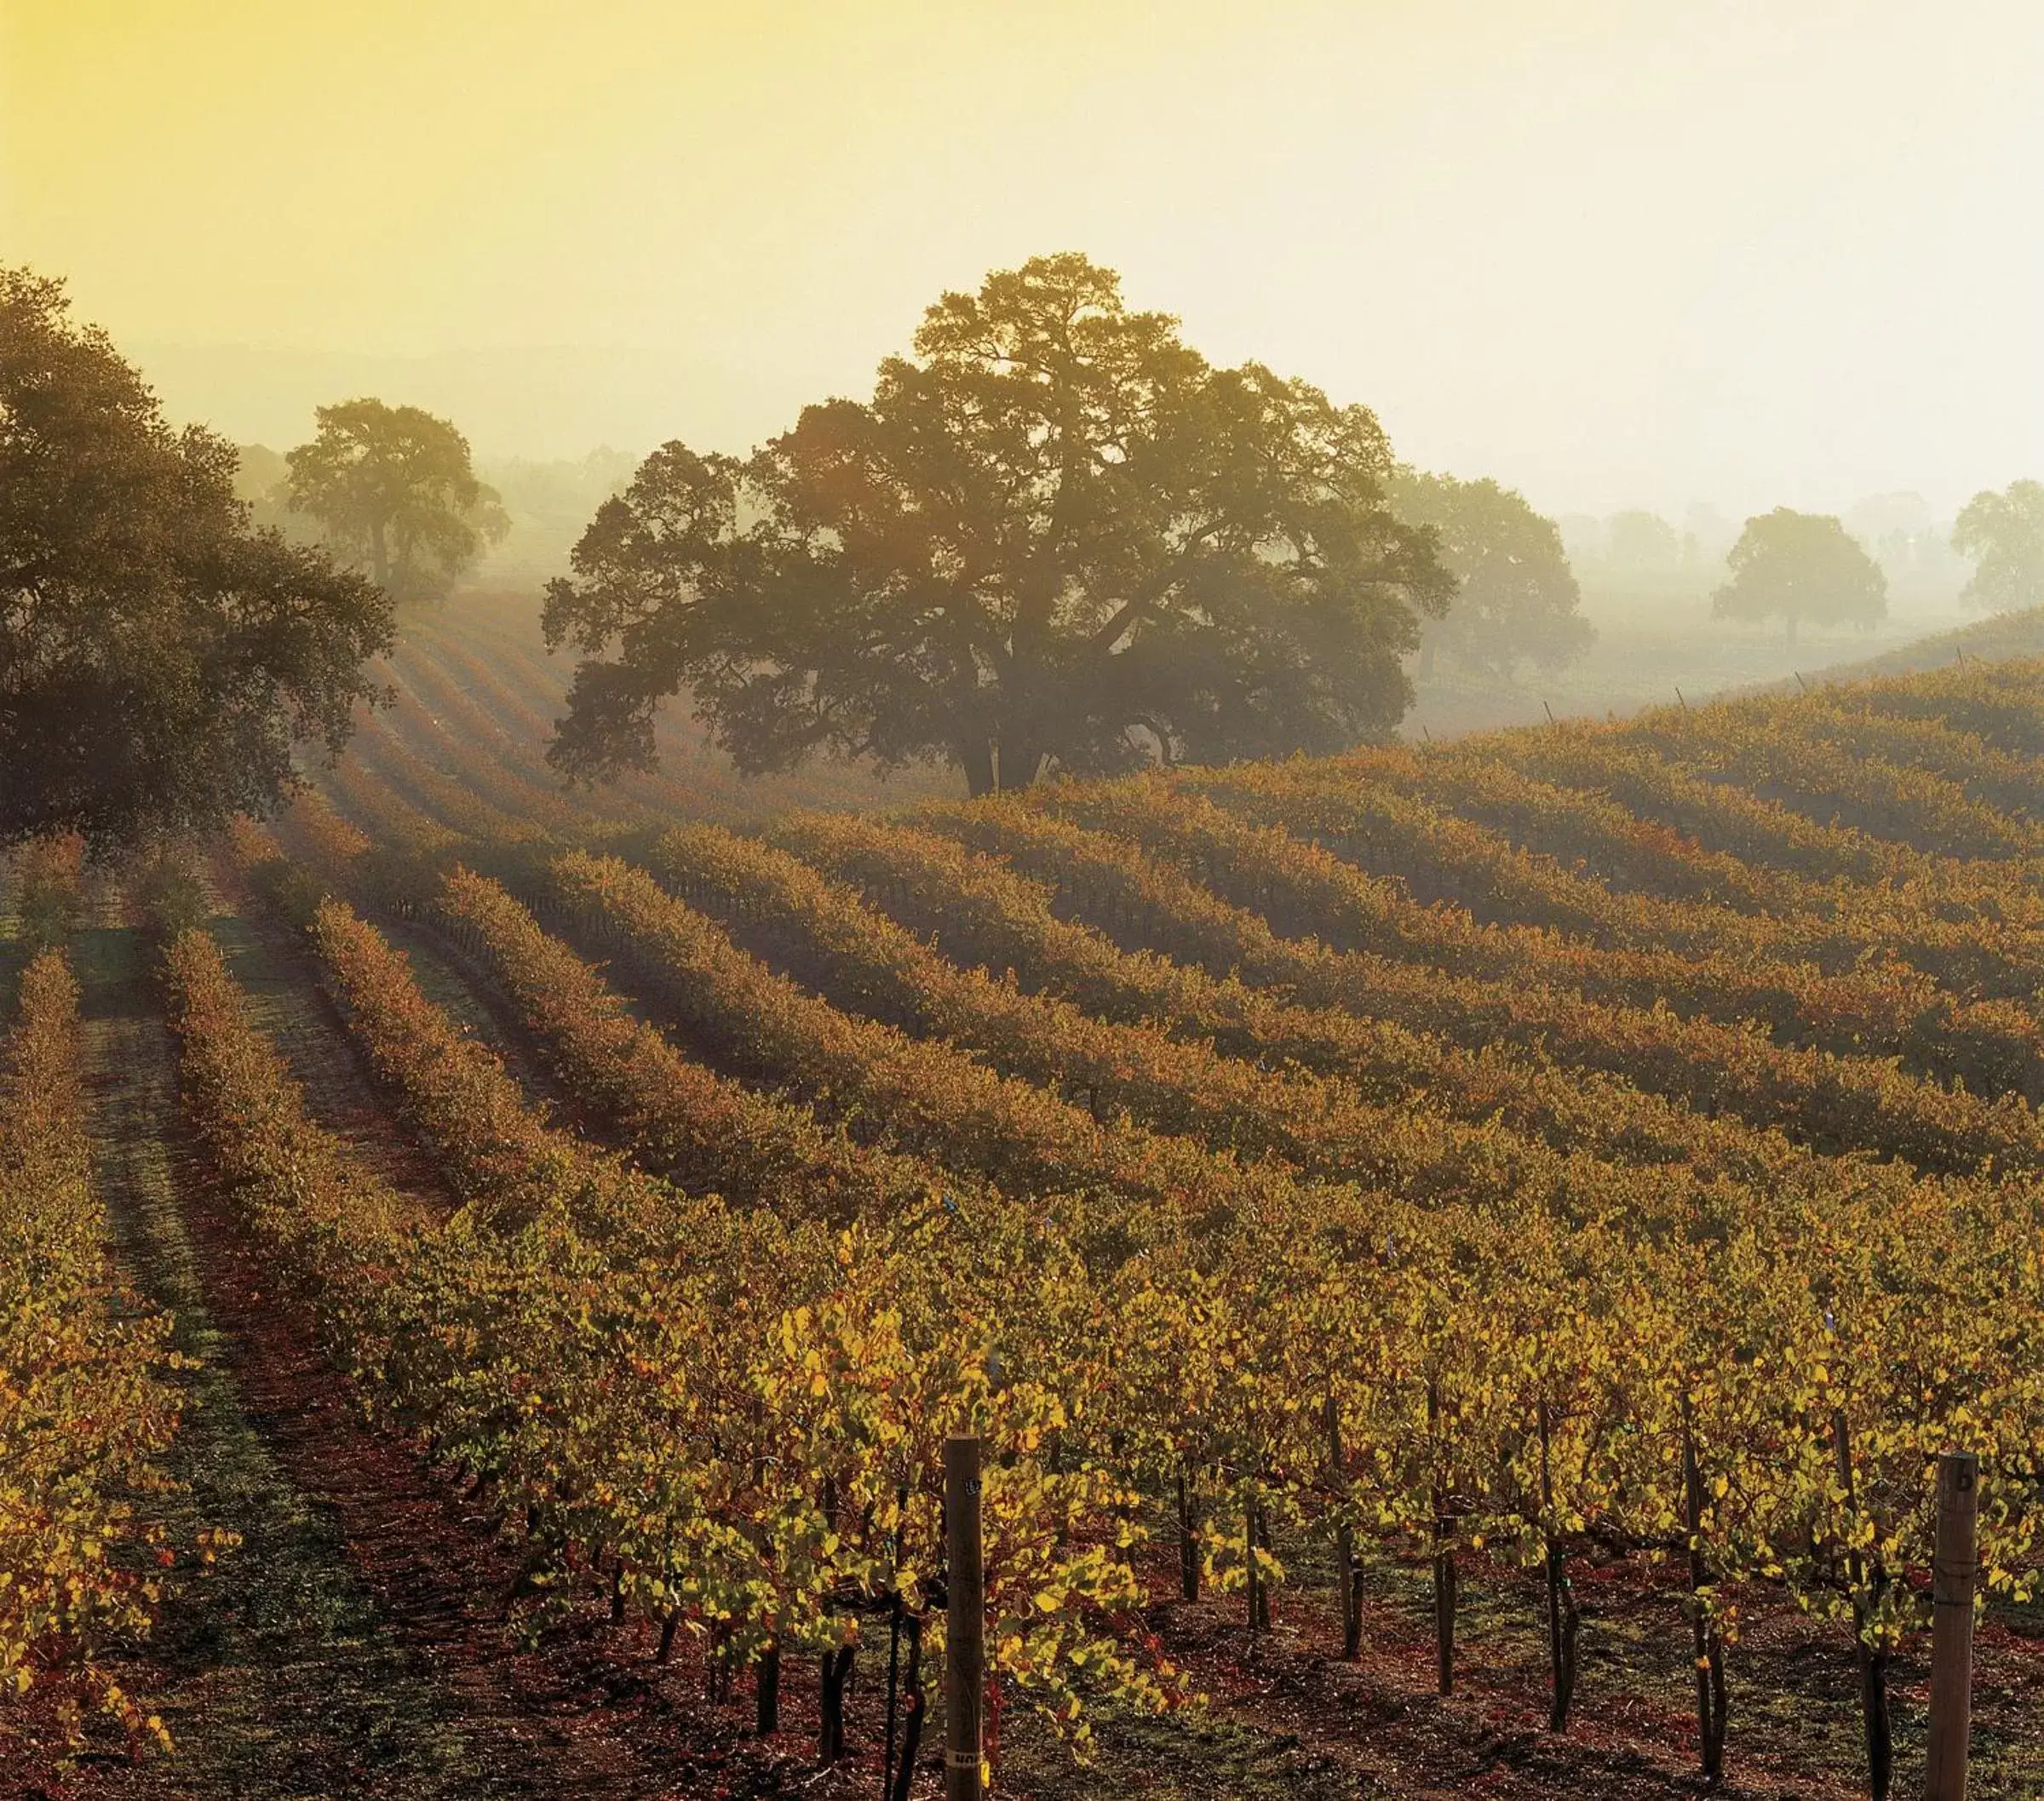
887,1616,924,1801
1324,1397,1361,1659
370,519,390,593
1337,1523,1362,1658
393,520,416,602
1833,1410,1890,1800
960,738,996,799
756,1638,780,1735
1858,1638,1892,1800
1252,1498,1272,1632
1244,1490,1260,1636
818,1645,853,1764
1704,1632,1729,1785
1681,1415,1728,1784
708,1622,731,1703
1433,1529,1457,1696
1002,742,1047,791
1429,1378,1455,1695
1546,1552,1580,1732
1538,1402,1578,1733
885,1602,902,1783
1177,1471,1200,1603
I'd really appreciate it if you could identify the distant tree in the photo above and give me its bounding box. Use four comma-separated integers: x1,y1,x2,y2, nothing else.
233,443,324,545
233,442,290,508
543,253,1453,795
1844,490,1933,548
1951,479,2044,614
285,399,508,605
1607,510,1681,571
1390,470,1591,680
1711,508,1886,646
1681,502,1736,568
0,268,393,847
474,449,636,586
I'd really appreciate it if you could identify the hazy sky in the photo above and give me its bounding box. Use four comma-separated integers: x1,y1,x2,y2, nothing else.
5,0,2041,518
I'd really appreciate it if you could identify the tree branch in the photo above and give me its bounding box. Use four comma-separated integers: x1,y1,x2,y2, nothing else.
1088,596,1152,659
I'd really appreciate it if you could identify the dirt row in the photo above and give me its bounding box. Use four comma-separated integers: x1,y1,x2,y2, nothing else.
32,892,1346,1798
35,846,2044,1798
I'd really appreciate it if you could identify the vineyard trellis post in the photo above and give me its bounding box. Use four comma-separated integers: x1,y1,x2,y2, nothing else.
944,1434,985,1801
1924,1451,1978,1801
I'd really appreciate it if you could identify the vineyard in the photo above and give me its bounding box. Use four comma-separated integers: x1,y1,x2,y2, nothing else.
8,591,2044,1798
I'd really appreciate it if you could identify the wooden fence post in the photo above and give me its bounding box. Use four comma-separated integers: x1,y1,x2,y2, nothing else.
1925,1451,1978,1801
945,1434,985,1801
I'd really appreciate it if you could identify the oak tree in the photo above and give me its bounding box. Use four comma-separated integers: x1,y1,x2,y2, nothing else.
1390,470,1590,680
1606,510,1681,571
285,399,508,605
1951,479,2044,614
0,269,393,848
543,254,1452,795
1711,508,1886,647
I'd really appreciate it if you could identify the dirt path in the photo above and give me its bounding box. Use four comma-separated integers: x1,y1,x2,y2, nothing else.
68,916,496,1796
60,914,704,1800
203,906,459,1207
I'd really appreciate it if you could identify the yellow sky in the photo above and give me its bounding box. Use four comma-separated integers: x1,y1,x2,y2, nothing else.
5,0,2041,514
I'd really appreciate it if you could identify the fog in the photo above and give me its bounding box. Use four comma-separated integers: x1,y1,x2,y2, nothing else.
8,0,2042,528
9,0,2041,730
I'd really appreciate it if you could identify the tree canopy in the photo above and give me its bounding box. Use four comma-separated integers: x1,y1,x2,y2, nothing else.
1951,479,2044,614
1389,470,1590,680
543,253,1453,795
285,399,508,605
1606,510,1682,571
0,268,393,849
1711,508,1886,646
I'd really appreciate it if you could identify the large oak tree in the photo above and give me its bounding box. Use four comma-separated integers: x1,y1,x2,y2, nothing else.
543,254,1453,795
0,269,393,847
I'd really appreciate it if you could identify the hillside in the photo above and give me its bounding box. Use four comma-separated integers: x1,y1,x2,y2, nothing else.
1404,596,2013,742
1754,605,2044,690
8,613,2044,1800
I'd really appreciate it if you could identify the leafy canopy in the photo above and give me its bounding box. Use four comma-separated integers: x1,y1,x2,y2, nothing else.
0,268,393,849
1951,479,2044,615
1606,510,1681,571
543,253,1453,795
1389,470,1590,680
286,399,508,605
1711,508,1886,646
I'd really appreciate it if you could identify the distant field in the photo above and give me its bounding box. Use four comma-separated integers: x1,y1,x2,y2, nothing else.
1403,591,2009,740
8,601,2044,1799
1771,604,2044,687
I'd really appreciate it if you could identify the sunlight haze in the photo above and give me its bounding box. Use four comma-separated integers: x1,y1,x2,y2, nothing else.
6,0,2040,517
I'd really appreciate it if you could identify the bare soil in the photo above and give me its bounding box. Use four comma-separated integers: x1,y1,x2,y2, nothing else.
14,902,2041,1800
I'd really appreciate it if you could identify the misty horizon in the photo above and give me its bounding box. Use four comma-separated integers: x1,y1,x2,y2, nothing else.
11,0,2041,530
133,331,2028,534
